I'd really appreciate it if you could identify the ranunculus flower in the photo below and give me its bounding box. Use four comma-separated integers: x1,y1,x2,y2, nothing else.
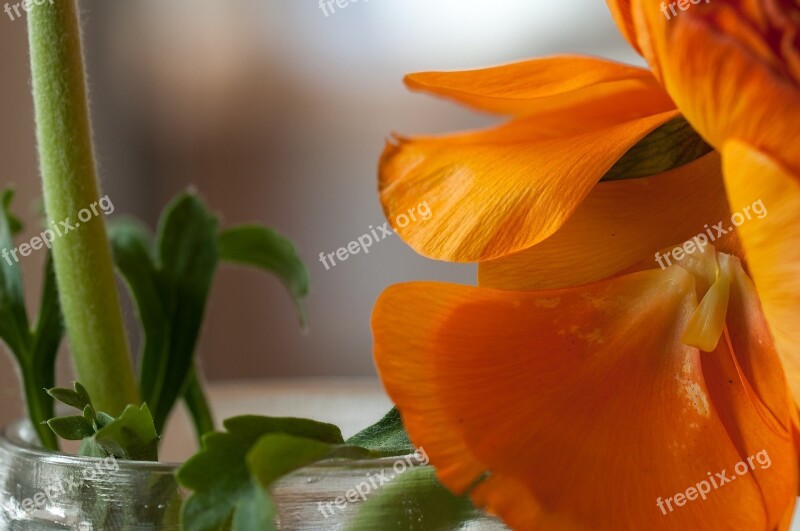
373,0,800,528
374,249,799,529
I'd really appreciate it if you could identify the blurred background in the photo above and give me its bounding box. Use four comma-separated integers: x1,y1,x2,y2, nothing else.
0,0,639,428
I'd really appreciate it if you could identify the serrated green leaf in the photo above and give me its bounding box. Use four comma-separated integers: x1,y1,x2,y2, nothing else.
48,381,91,411
46,415,95,440
347,408,413,457
46,383,160,461
218,225,309,327
247,434,334,490
92,403,159,461
95,411,115,429
345,466,475,531
601,116,713,182
223,415,344,446
179,415,348,531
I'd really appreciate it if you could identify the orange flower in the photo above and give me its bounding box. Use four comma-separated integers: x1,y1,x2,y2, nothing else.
379,57,681,262
374,250,799,529
607,0,800,438
374,0,800,529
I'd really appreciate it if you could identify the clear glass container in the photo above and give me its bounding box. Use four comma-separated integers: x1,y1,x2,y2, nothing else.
0,420,507,530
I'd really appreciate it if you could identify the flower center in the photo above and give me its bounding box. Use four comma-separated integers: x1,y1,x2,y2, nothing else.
675,246,732,352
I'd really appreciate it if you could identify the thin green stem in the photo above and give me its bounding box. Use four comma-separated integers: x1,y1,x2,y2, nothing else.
21,366,58,450
183,367,215,442
28,0,139,414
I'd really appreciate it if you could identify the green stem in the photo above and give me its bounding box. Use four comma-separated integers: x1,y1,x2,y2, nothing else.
21,366,58,450
28,0,139,414
183,367,215,442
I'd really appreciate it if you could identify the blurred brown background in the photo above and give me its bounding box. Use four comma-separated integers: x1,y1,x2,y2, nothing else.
0,0,638,427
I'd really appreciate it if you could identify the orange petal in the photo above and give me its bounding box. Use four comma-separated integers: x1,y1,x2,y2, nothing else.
478,152,737,290
605,0,643,55
724,255,794,436
722,140,800,407
630,0,800,176
404,56,673,119
380,109,679,262
373,266,797,529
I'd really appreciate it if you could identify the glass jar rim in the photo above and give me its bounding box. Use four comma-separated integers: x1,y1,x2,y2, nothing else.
0,418,180,472
1,418,423,471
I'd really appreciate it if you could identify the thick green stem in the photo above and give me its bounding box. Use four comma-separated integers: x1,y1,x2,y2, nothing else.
28,0,139,414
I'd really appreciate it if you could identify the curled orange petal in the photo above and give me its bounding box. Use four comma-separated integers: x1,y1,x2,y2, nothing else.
380,109,678,262
629,0,800,176
478,152,738,290
605,0,643,55
404,56,673,119
373,262,798,529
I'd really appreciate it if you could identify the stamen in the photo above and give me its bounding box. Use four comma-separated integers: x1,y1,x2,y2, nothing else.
681,253,732,352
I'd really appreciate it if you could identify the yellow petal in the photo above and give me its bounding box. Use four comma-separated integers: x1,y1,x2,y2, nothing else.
722,139,800,407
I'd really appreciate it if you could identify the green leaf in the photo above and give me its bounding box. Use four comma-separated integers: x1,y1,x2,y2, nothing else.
47,381,92,411
347,408,413,457
153,193,219,435
108,219,172,432
218,225,310,327
74,381,92,408
83,404,96,424
601,116,713,182
0,189,31,358
92,403,160,461
183,366,216,439
0,191,62,450
248,434,333,489
95,411,115,429
24,253,63,450
222,416,345,446
345,467,475,531
231,483,276,531
109,194,309,442
179,415,346,531
3,190,22,236
109,193,220,436
46,382,160,461
46,415,95,440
